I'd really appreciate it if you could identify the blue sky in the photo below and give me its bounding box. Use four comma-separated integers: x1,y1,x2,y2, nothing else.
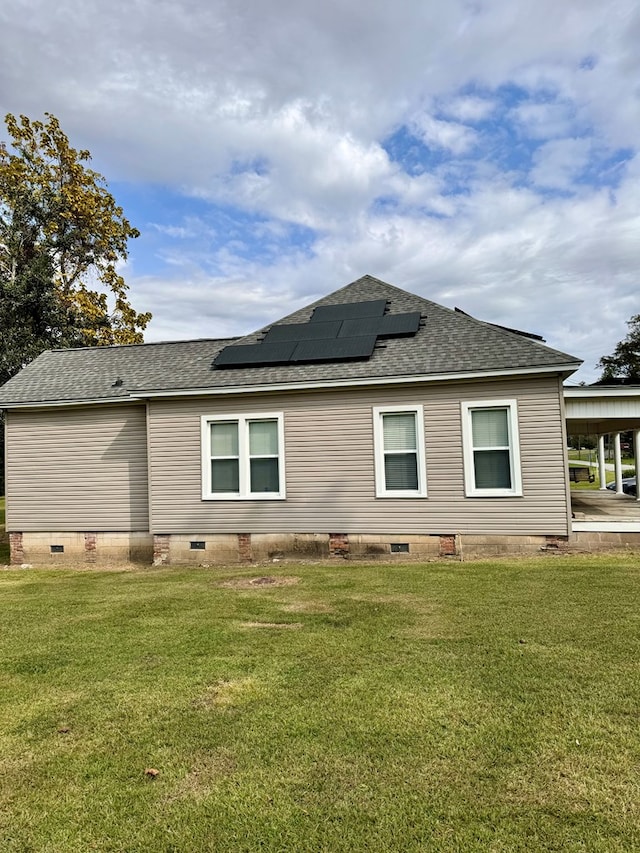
1,0,639,382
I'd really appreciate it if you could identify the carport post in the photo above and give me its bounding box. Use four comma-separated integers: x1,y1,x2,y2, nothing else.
635,429,640,502
598,434,607,490
614,432,623,494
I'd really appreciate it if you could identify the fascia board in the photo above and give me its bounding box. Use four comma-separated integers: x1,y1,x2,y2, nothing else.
0,396,144,410
132,363,581,399
1,362,581,408
564,386,640,398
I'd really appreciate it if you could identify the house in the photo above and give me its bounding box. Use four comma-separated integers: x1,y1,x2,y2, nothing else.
0,275,583,565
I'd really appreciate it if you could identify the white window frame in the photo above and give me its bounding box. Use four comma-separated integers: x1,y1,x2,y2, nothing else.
373,405,427,498
461,399,522,497
201,412,286,500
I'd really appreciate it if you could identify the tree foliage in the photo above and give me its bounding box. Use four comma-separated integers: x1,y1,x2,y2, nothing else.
0,112,151,386
597,314,640,384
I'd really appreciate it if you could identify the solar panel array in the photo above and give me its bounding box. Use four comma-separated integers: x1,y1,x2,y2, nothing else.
213,299,423,369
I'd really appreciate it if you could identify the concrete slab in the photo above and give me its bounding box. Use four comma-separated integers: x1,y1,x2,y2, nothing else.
571,490,640,531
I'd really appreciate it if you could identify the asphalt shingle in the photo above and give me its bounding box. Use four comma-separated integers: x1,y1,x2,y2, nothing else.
0,276,581,406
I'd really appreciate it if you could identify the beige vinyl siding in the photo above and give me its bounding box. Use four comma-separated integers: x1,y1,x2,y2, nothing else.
5,404,149,532
148,375,570,536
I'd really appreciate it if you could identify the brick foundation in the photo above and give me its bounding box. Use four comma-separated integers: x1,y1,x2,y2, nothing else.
439,534,457,557
84,532,98,563
9,528,640,568
329,532,350,558
238,533,252,562
153,534,171,566
9,532,24,565
543,535,570,551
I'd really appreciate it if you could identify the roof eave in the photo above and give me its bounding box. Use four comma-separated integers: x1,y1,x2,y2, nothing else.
133,362,581,398
0,363,582,409
0,396,144,410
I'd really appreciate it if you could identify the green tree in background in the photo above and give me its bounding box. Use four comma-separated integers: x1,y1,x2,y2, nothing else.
0,112,151,386
1,112,152,494
597,314,640,384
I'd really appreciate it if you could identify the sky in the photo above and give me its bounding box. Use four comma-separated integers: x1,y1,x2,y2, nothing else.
1,0,638,384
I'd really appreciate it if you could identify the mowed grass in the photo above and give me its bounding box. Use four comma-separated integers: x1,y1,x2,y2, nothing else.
1,557,639,851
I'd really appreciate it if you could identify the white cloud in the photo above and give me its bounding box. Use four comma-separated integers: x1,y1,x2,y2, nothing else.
510,101,577,139
410,113,477,155
530,137,593,188
1,0,639,384
439,95,496,123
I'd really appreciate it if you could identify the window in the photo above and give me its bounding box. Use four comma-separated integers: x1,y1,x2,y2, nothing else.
373,406,427,497
201,413,285,499
461,400,522,497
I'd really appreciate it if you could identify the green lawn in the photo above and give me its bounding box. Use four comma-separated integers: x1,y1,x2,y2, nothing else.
0,558,639,851
568,449,635,467
568,459,636,491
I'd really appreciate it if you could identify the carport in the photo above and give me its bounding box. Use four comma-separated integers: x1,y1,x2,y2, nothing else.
564,385,640,535
564,385,640,500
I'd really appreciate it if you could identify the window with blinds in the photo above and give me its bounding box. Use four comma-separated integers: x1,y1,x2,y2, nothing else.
210,421,240,493
373,406,427,497
461,400,522,497
202,413,285,499
248,419,280,493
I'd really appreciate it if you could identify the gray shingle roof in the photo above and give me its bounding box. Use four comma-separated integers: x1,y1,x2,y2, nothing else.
0,275,581,406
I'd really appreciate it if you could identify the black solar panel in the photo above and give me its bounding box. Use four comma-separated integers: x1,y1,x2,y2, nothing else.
337,317,382,338
310,299,388,323
213,341,296,367
336,312,422,338
377,312,422,337
291,335,377,363
214,300,420,369
263,320,341,343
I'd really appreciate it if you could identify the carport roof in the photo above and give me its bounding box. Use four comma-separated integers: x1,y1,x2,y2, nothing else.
564,385,640,433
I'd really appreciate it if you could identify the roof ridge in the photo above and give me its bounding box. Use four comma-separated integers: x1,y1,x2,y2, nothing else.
228,274,435,347
0,276,583,407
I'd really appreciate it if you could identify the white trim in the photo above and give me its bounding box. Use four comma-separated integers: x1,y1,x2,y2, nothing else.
461,399,523,497
201,412,286,500
373,405,427,498
572,521,640,532
129,363,579,399
564,385,640,398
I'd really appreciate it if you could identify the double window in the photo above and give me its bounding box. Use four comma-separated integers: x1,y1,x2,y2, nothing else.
201,413,285,499
373,406,427,497
461,400,522,497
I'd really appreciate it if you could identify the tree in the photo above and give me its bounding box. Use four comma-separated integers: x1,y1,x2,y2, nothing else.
1,112,151,496
0,112,151,386
597,314,640,384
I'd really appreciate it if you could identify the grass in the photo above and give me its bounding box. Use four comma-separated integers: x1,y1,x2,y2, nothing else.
0,558,639,851
568,449,635,467
568,457,636,490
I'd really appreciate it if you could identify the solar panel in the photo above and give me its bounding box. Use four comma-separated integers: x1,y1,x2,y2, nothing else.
263,320,341,343
310,299,388,323
336,312,422,338
214,300,421,369
213,341,296,367
377,312,421,337
291,335,377,363
337,317,383,338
